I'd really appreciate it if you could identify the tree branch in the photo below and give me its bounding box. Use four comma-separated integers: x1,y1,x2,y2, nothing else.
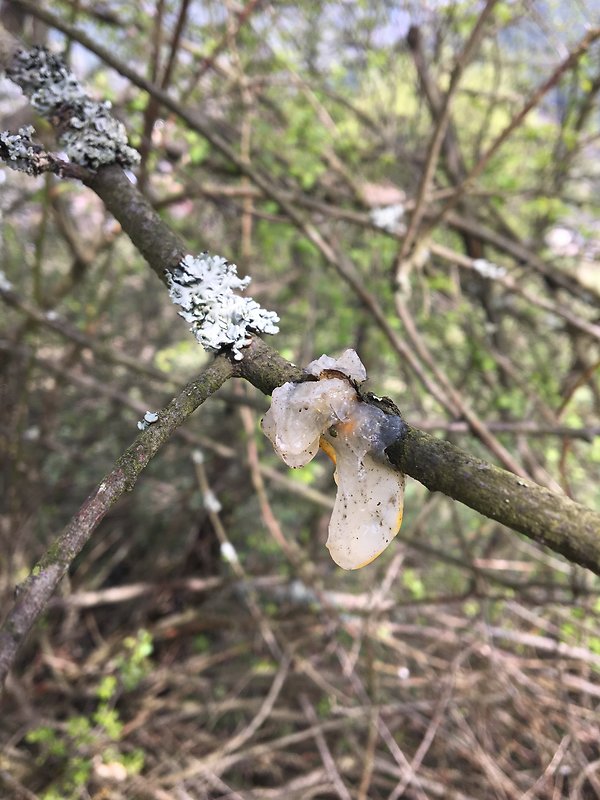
2,25,597,575
0,354,234,689
0,2,537,471
2,11,600,698
236,338,600,576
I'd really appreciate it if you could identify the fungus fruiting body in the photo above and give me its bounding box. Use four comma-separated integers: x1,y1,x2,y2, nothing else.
262,351,405,569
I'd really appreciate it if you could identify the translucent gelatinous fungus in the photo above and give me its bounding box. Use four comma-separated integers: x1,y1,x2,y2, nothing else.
262,350,405,569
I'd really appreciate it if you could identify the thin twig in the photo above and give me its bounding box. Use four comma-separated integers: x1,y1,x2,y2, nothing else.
0,354,234,688
397,0,500,268
300,694,353,800
426,26,600,232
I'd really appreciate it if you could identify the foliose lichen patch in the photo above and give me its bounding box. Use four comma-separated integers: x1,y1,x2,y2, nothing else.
6,46,140,169
0,125,46,174
167,253,280,360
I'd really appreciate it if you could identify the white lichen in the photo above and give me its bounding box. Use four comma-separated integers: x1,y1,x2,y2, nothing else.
6,46,140,169
472,258,507,280
0,269,13,292
545,226,581,257
191,449,205,465
137,410,159,430
287,579,317,605
203,489,222,513
220,541,238,564
167,253,279,360
370,203,406,235
0,125,45,174
262,350,405,570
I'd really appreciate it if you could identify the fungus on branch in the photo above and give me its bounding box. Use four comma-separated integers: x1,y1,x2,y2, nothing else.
262,350,406,569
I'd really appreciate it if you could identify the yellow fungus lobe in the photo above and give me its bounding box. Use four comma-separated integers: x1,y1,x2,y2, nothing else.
261,350,405,569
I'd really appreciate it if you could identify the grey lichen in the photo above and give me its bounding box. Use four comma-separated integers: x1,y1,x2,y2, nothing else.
167,253,280,360
137,411,159,431
370,203,406,235
6,46,140,170
0,125,50,175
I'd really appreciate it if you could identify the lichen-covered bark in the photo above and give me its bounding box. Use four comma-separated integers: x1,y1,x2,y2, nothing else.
6,46,140,169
